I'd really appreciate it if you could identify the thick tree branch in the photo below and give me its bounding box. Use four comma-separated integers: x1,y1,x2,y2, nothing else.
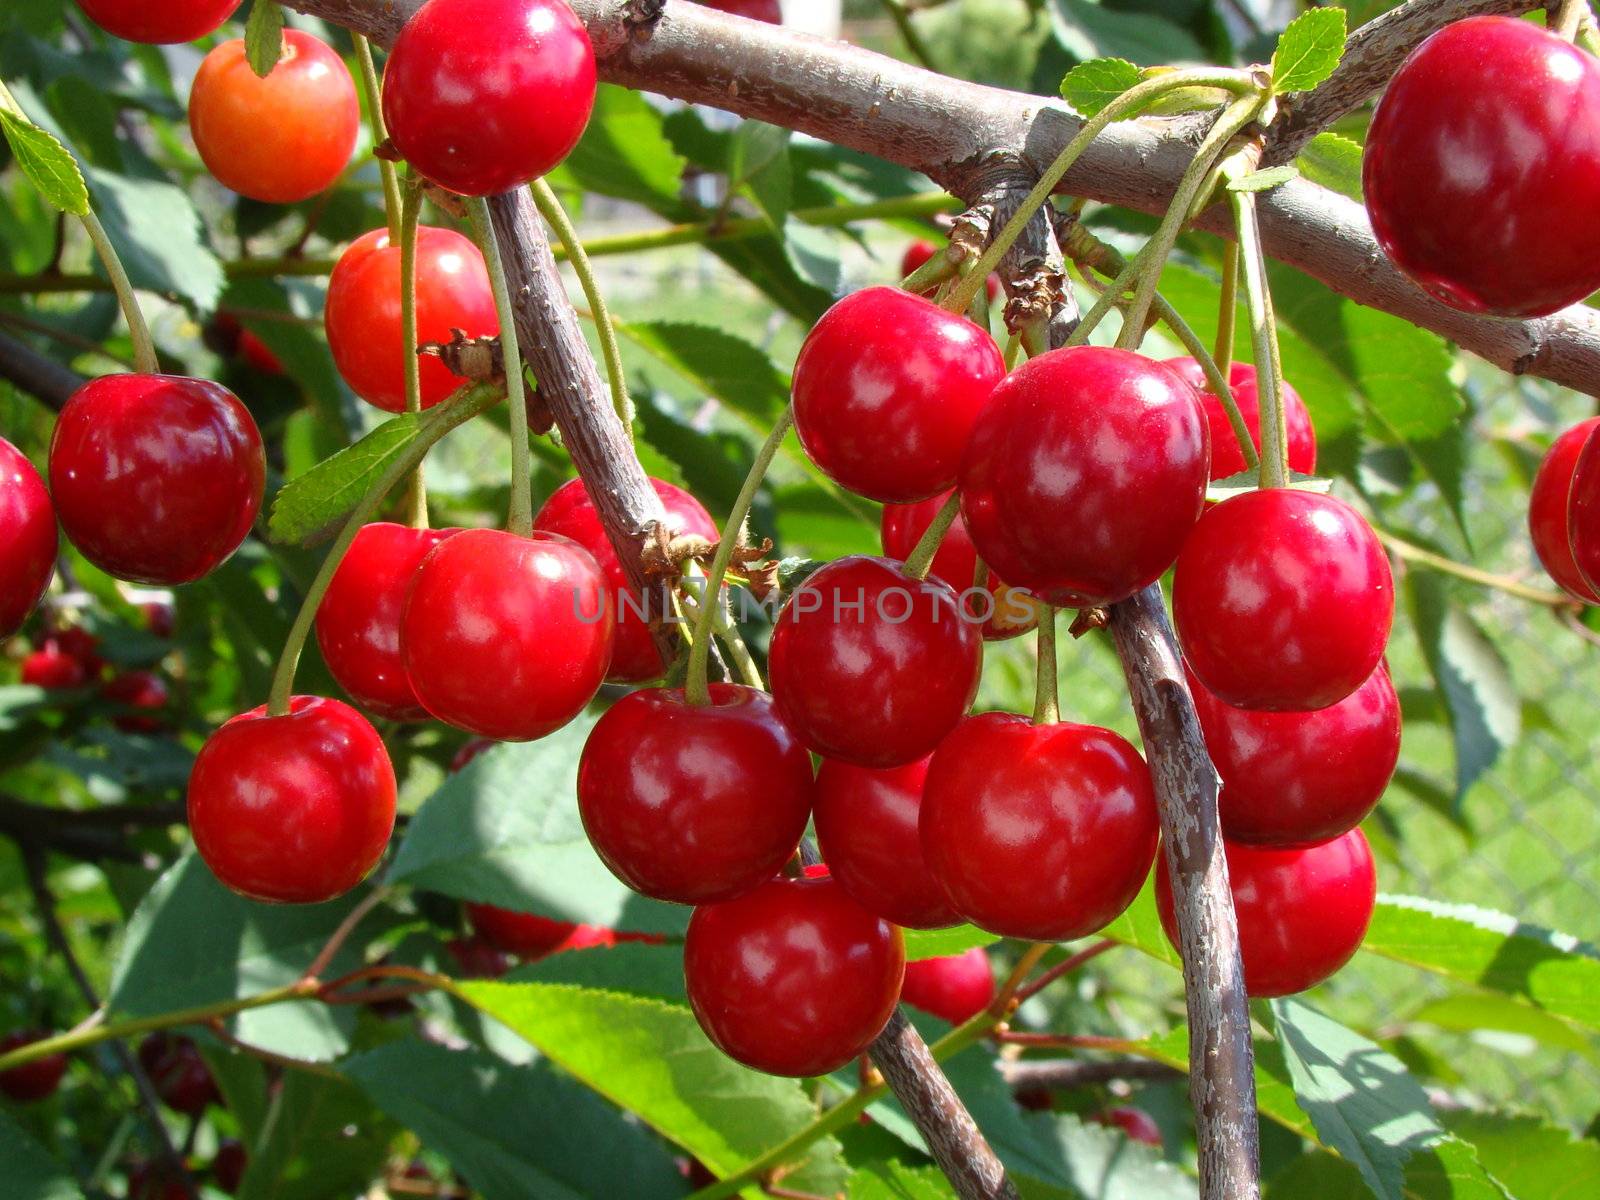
1002,1058,1185,1091
0,329,79,410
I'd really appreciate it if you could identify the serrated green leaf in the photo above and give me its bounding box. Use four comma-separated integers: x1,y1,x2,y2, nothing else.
557,84,687,208
617,321,789,421
0,1112,83,1200
1298,132,1364,203
1228,165,1299,193
88,166,226,311
1048,0,1207,67
0,109,88,214
508,941,686,1003
1126,1024,1315,1140
1272,8,1347,94
268,412,421,545
244,1,285,77
1444,1110,1600,1197
1059,56,1141,116
903,924,1000,962
848,1161,958,1200
1405,992,1598,1057
1267,1141,1513,1200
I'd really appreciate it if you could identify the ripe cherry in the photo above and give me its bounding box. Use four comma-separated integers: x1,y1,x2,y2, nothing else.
54,626,105,676
136,1033,218,1115
578,683,813,905
921,713,1160,941
445,935,512,979
316,523,462,720
899,948,995,1025
881,491,1038,640
211,1140,247,1195
1568,424,1600,597
21,643,88,690
685,872,905,1077
1529,417,1600,604
791,287,1005,503
325,226,500,413
49,375,265,586
0,437,56,639
0,1031,68,1103
1174,489,1392,712
124,1162,190,1200
1155,829,1377,998
401,529,614,740
143,602,176,639
188,696,396,903
104,671,171,733
813,756,958,929
901,239,999,302
1191,662,1400,848
75,0,241,43
768,556,981,768
533,476,718,682
466,901,584,958
190,31,358,204
1163,357,1316,481
1092,1107,1162,1147
382,0,597,196
450,737,496,773
1363,16,1600,319
960,346,1210,607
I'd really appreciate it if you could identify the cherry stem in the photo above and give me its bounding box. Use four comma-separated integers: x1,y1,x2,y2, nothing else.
989,942,1051,1018
465,197,534,537
1231,187,1289,489
80,211,157,375
992,1031,1139,1051
904,491,961,580
1033,606,1060,725
943,67,1259,316
900,246,958,294
1556,0,1589,41
1011,938,1118,1005
304,884,390,982
684,406,794,707
1377,527,1576,608
531,178,635,428
351,33,401,243
679,564,765,690
1215,240,1238,380
399,178,428,527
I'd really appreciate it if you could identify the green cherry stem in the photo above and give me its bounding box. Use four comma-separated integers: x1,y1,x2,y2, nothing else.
1215,240,1238,380
465,197,534,536
79,211,157,375
1556,0,1589,41
904,491,962,581
1033,605,1059,725
900,246,958,294
351,34,401,242
680,564,765,690
685,406,795,707
1231,185,1289,488
398,177,427,526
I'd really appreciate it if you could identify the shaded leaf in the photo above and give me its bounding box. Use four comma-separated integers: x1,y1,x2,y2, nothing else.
0,1112,83,1200
558,85,687,208
1266,1142,1512,1200
237,1071,394,1200
244,1,285,77
1272,8,1347,93
0,109,87,214
1059,57,1141,116
1048,0,1207,66
618,321,790,421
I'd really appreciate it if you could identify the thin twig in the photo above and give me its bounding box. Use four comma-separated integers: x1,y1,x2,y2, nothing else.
1012,939,1118,1006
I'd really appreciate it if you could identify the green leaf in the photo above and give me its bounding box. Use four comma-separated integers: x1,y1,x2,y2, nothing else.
344,1042,687,1200
1048,0,1207,66
389,726,688,938
617,321,790,421
1405,992,1598,1057
727,120,790,190
1059,56,1141,116
1267,1141,1512,1200
557,85,687,209
0,110,88,215
244,1,285,77
1227,165,1299,193
848,1161,957,1200
1444,1110,1600,1198
1271,8,1347,94
456,980,845,1193
509,940,687,1004
87,166,226,312
267,412,422,546
1298,132,1364,203
903,924,1000,962
1100,877,1182,968
0,1111,83,1200
237,1071,395,1200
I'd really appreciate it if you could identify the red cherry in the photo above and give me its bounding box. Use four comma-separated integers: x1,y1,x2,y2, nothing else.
0,437,56,639
1530,417,1600,603
960,346,1210,607
444,935,512,979
578,684,813,905
881,490,1038,641
55,625,105,676
684,872,905,1077
75,0,240,43
136,1033,219,1115
698,0,783,22
1173,490,1393,712
104,671,171,733
21,644,87,690
0,1031,68,1103
1092,1107,1162,1147
1363,16,1600,318
1155,829,1377,998
533,476,718,682
768,556,981,768
49,375,264,586
449,737,496,772
190,31,358,204
381,0,597,196
143,602,176,639
315,523,462,720
211,1139,246,1195
1163,358,1316,481
899,948,995,1025
325,226,500,413
1191,662,1400,848
400,529,614,740
813,756,958,929
188,695,396,903
792,287,1005,503
466,901,579,958
921,713,1160,941
1569,424,1600,597
124,1162,190,1200
900,239,1000,302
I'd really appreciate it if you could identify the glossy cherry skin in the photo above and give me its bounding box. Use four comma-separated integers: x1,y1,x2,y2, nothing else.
75,0,241,43
899,948,995,1025
1174,489,1392,712
1163,358,1316,481
0,1031,68,1103
699,0,783,21
382,0,597,196
1363,17,1600,319
316,523,462,721
791,287,1005,503
467,902,581,958
900,239,999,302
578,684,814,905
814,756,958,929
1093,1107,1162,1147
1568,423,1600,597
49,375,264,586
190,31,358,204
684,873,905,1077
1156,829,1377,997
21,643,87,690
136,1034,219,1115
1191,662,1399,848
768,556,982,768
104,671,171,733
921,713,1160,941
401,529,614,741
211,1140,247,1195
960,346,1210,607
188,695,396,904
1530,417,1600,603
881,491,1038,641
533,476,718,682
0,437,56,639
325,226,500,413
